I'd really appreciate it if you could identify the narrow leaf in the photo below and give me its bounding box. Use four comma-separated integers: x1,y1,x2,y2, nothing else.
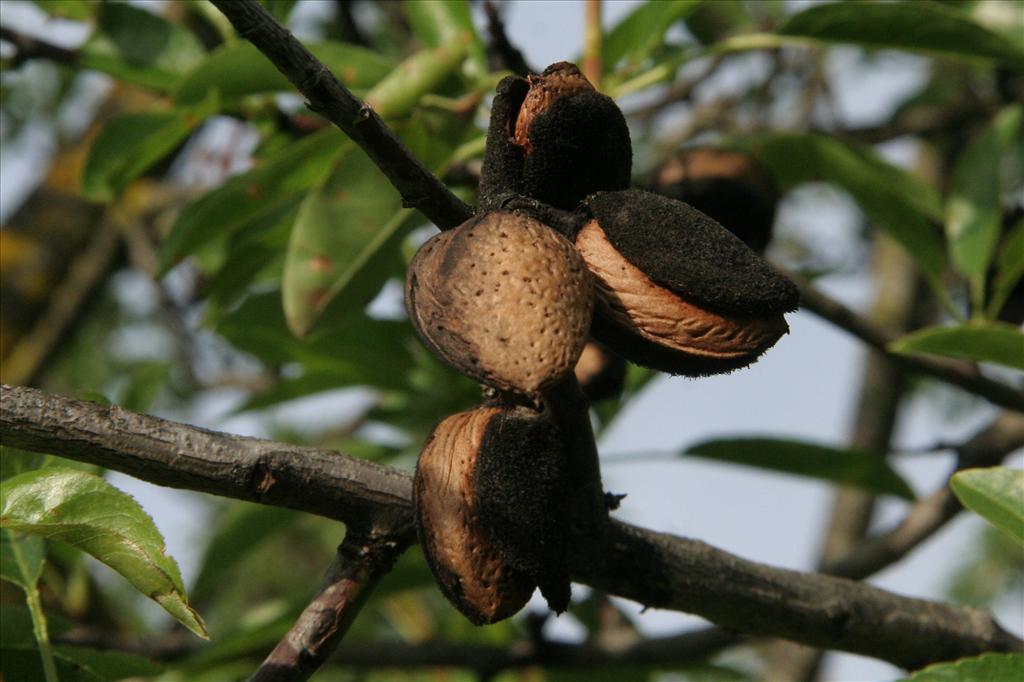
777,1,1024,68
81,93,219,201
950,468,1024,545
157,128,346,275
404,0,486,80
281,144,402,336
364,40,471,119
191,504,298,601
0,468,208,638
890,322,1024,371
947,105,1023,306
604,0,702,72
685,438,916,500
79,3,206,91
734,133,946,286
218,290,416,394
903,652,1024,681
175,41,394,106
987,218,1024,320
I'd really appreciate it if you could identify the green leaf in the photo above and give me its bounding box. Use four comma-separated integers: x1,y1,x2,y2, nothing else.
0,468,208,639
81,93,219,202
987,218,1024,320
281,117,455,337
947,105,1023,308
890,322,1024,371
404,0,486,81
364,40,471,119
685,437,916,500
776,1,1024,68
218,290,416,394
903,652,1024,682
191,503,298,602
733,133,946,287
281,144,404,337
175,41,394,106
0,529,45,593
79,3,206,91
950,468,1024,545
157,128,346,275
604,0,702,73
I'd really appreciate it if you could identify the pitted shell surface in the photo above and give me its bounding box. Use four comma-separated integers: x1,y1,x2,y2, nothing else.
406,211,594,394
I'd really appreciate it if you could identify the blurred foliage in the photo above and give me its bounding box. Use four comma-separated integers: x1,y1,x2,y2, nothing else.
1,1,1022,680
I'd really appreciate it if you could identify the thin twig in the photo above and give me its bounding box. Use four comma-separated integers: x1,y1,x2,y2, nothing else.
2,384,1020,669
824,411,1024,580
249,528,408,682
582,0,603,89
208,0,473,230
789,272,1024,413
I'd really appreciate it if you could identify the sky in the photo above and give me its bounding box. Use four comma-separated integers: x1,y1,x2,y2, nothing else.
2,2,1021,681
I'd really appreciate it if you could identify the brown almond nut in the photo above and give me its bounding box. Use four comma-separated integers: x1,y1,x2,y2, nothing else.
574,189,800,376
414,407,536,625
405,211,594,395
573,341,626,403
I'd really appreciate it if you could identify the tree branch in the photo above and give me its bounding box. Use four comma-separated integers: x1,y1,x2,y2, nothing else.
2,384,1020,670
789,271,1024,413
208,0,473,230
249,529,407,682
824,411,1024,580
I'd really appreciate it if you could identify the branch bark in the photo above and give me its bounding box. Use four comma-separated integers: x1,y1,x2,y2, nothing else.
208,0,473,230
249,529,408,682
2,384,1020,670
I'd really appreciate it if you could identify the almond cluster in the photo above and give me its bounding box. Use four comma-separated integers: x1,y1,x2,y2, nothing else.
405,61,798,625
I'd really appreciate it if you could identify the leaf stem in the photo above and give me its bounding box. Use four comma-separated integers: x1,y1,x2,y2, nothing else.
9,539,59,682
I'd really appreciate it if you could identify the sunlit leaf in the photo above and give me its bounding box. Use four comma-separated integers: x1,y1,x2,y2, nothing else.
1,468,208,638
175,42,394,106
404,0,486,80
604,0,702,73
81,93,219,201
947,105,1022,309
365,40,471,119
890,322,1024,371
80,3,206,91
777,1,1024,68
685,437,916,499
734,133,946,287
902,652,1024,681
950,468,1024,545
157,128,346,275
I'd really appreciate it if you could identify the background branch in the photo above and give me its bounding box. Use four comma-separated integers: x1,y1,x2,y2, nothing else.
789,271,1024,412
2,384,1020,670
208,0,473,230
249,529,408,682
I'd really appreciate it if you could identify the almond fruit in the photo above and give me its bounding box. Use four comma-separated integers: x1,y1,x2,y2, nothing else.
414,405,571,623
405,210,593,395
573,189,799,375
